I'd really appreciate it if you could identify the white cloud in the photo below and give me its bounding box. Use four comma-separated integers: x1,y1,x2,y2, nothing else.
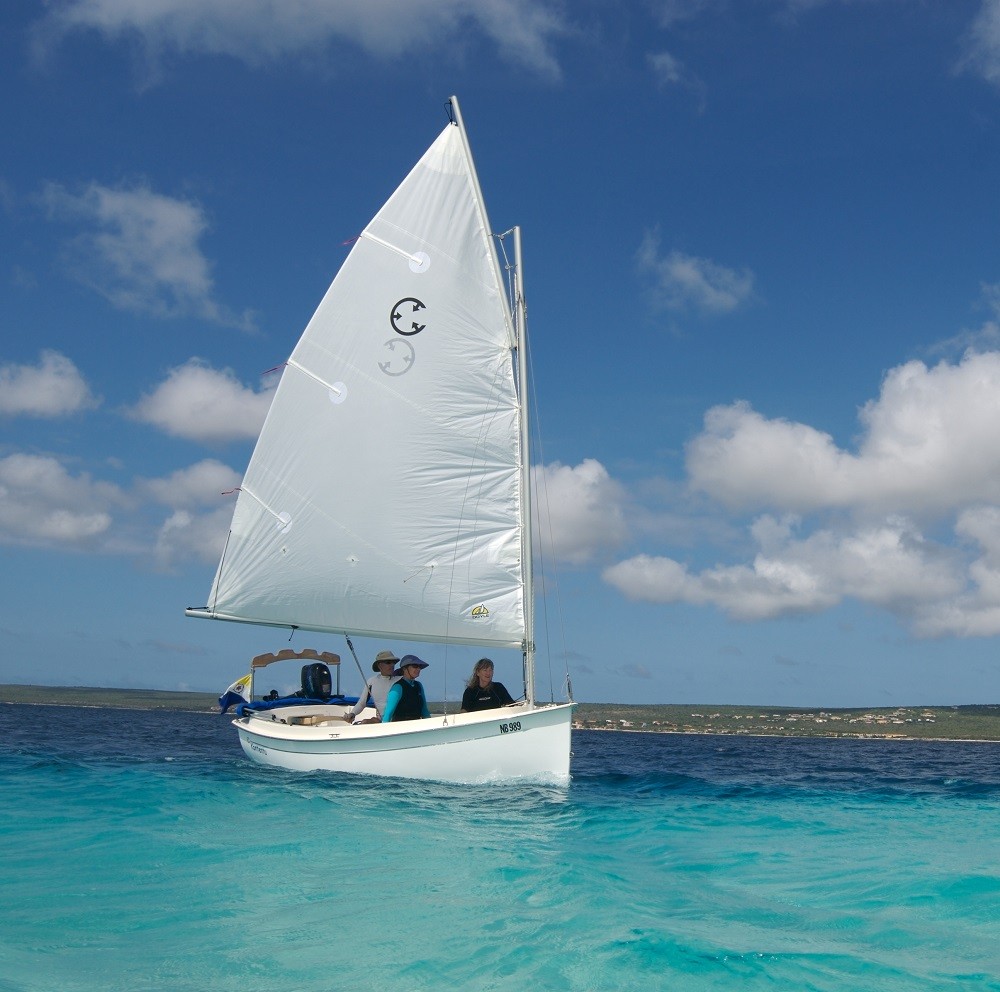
40,181,254,329
646,50,707,108
153,505,234,570
648,50,684,86
0,454,121,547
129,359,275,443
687,351,1000,515
40,0,568,79
601,349,1000,636
138,458,241,569
652,0,719,27
533,459,629,565
930,281,1000,355
915,505,1000,636
0,450,240,569
604,516,963,622
0,350,100,418
139,458,242,508
958,0,1000,85
636,229,754,315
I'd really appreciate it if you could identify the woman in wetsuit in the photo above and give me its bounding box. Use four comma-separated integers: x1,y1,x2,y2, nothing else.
460,658,515,712
381,655,431,722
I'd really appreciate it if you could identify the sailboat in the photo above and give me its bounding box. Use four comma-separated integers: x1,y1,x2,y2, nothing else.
187,97,575,782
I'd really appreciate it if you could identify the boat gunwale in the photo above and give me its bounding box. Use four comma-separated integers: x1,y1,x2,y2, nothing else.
233,700,575,743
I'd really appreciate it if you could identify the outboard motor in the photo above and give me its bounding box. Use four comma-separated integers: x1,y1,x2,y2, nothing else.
301,662,332,700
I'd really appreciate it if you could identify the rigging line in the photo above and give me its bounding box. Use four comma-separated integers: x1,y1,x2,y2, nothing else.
209,528,234,617
343,634,370,694
524,312,572,704
495,230,517,316
402,563,435,584
497,230,535,702
517,277,555,705
494,230,532,700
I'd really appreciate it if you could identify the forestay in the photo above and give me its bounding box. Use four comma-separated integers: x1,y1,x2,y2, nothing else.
194,122,527,648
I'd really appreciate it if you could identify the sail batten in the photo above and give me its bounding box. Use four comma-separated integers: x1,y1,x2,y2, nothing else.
196,117,526,648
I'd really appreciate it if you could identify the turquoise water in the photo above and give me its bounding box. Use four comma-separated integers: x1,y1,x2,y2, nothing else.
2,705,999,991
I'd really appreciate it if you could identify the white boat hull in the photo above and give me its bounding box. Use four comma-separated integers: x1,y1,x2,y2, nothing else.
234,701,574,783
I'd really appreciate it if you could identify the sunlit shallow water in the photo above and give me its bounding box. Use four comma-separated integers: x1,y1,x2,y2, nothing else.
2,705,999,991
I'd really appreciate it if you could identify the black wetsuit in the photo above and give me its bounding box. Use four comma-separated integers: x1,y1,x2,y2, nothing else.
461,681,514,712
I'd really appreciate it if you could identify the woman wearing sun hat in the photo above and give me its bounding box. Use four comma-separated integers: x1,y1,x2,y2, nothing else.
381,655,431,722
344,650,400,723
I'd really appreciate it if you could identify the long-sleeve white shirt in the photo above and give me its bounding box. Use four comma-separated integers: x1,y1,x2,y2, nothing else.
348,673,400,719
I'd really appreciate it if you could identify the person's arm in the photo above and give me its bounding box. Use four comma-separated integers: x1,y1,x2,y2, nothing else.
495,682,515,706
419,684,430,719
347,679,373,719
369,676,396,719
381,683,403,723
460,686,475,712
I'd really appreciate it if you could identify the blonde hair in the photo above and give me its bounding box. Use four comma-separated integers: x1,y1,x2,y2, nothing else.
466,657,494,688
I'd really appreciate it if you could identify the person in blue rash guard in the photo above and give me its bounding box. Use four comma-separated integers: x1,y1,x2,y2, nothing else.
381,655,431,722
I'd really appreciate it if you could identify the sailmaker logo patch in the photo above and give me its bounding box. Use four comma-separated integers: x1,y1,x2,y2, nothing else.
471,604,490,619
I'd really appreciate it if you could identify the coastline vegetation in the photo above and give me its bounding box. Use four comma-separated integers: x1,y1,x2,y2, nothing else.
571,701,1000,740
3,684,1000,740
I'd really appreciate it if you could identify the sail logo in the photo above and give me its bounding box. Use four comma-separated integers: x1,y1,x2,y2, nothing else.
471,604,490,619
390,298,427,336
378,338,415,376
379,298,428,377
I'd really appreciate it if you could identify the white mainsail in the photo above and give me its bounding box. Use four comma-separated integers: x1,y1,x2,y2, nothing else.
192,118,526,649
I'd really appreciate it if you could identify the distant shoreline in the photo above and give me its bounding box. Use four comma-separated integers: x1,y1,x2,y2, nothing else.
4,684,1000,741
0,684,219,714
585,726,1000,744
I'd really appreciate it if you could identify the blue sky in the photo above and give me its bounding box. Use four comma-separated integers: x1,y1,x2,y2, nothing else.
5,0,1000,707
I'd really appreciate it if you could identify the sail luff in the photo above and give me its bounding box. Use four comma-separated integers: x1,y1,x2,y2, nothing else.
447,96,517,349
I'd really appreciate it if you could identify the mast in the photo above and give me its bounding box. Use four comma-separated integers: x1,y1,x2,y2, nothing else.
514,226,536,706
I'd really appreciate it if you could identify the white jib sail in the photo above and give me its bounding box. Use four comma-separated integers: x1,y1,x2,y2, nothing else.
200,120,526,648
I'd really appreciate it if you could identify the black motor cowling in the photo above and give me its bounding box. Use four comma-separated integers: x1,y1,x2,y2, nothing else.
301,662,332,700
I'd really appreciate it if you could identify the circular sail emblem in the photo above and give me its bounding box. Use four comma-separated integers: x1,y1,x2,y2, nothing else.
378,338,415,376
471,604,490,619
390,298,427,336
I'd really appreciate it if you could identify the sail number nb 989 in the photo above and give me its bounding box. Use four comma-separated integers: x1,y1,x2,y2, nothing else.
499,721,522,734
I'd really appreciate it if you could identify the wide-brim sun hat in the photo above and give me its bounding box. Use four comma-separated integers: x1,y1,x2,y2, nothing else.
394,654,428,675
373,650,400,672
